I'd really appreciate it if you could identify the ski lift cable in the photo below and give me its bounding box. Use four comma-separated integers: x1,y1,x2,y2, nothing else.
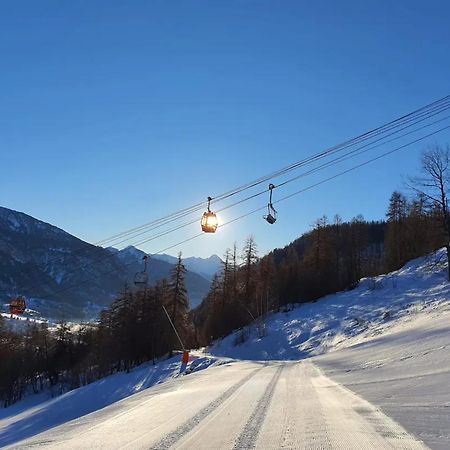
138,121,450,254
93,99,450,247
214,98,450,203
216,123,450,231
25,111,450,291
21,102,450,297
92,95,450,246
209,97,450,203
131,121,450,256
123,112,450,249
162,304,186,351
275,113,450,189
94,201,206,246
83,116,450,254
41,121,450,300
24,95,449,278
33,108,450,289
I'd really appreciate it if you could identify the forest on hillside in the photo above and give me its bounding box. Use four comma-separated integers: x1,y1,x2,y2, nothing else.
1,145,450,407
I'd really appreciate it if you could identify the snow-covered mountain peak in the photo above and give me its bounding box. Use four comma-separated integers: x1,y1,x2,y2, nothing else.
118,245,148,260
151,253,223,280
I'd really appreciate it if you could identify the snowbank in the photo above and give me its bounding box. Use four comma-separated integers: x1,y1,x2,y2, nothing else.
0,353,220,448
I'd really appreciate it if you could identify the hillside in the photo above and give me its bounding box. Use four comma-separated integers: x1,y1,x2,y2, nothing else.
0,206,211,319
0,353,220,448
210,249,450,360
207,249,450,449
1,250,449,448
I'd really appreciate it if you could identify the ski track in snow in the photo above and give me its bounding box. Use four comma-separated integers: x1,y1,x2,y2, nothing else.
5,361,428,450
150,366,263,450
2,250,450,449
233,365,284,450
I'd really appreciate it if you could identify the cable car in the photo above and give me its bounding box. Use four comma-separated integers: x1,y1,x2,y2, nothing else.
10,296,26,315
134,255,149,287
263,184,277,224
201,196,218,233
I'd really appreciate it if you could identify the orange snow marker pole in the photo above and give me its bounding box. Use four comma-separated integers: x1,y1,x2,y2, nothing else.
182,351,189,365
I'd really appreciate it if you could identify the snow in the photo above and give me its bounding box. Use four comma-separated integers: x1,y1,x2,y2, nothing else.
0,312,50,333
2,249,449,448
1,361,428,449
208,249,450,449
210,249,450,361
313,309,450,449
0,354,220,448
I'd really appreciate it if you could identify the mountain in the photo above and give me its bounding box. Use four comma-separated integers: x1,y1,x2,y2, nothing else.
152,253,223,280
0,206,211,319
109,246,213,308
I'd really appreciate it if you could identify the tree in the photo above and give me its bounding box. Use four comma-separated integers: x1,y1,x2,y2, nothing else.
409,145,450,279
166,252,190,349
384,191,408,270
241,236,259,317
331,214,343,288
221,248,232,309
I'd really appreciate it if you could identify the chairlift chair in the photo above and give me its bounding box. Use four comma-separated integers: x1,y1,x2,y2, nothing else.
265,205,277,224
263,184,277,224
134,255,149,287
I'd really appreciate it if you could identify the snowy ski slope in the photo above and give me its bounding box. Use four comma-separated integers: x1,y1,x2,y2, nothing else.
1,250,449,448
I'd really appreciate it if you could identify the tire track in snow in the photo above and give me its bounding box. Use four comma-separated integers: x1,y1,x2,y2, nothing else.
150,366,263,449
301,364,332,450
276,363,332,450
233,365,284,450
309,362,428,450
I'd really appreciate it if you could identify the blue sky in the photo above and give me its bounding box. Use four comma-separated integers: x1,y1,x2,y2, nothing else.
1,1,450,258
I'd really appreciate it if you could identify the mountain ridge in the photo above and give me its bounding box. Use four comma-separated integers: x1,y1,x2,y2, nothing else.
0,206,211,319
151,253,223,280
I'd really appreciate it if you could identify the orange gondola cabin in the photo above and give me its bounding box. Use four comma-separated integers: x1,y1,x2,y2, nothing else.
10,296,26,315
201,196,219,233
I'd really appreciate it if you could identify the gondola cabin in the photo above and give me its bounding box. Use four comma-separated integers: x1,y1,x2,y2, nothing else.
201,196,219,233
201,211,218,233
10,297,26,315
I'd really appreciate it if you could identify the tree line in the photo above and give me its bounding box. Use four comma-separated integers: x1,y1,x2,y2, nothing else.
0,255,192,407
193,145,450,344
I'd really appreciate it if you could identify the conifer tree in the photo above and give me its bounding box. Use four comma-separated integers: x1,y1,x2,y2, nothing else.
385,191,408,270
166,252,190,349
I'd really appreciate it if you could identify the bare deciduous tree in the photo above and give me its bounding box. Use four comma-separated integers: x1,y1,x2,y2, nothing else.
409,145,450,280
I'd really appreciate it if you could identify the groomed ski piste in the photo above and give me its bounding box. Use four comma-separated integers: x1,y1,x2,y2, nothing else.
1,250,449,449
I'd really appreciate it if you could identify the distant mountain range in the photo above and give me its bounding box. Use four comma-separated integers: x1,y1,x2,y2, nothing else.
0,206,219,320
151,253,223,280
